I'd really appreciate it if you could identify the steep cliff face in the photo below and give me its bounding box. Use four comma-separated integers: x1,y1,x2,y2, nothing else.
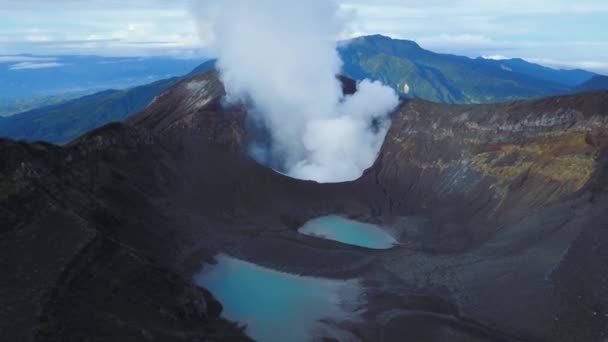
1,71,607,341
359,93,608,249
375,93,608,205
353,94,608,341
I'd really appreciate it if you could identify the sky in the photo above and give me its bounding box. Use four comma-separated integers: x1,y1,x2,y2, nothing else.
0,0,607,73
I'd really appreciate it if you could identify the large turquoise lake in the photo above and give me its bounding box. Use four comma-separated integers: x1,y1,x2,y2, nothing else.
298,215,397,249
194,254,363,342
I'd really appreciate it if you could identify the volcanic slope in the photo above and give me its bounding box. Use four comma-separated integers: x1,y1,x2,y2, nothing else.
1,70,607,341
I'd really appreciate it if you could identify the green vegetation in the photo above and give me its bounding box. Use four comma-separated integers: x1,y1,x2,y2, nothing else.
339,35,572,104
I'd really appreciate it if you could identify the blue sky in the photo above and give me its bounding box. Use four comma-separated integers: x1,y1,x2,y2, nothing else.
1,0,607,73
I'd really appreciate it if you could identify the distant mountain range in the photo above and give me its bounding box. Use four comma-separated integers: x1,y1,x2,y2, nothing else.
0,60,217,144
339,35,596,103
474,57,594,87
574,75,608,93
0,36,606,144
0,92,90,117
0,79,178,144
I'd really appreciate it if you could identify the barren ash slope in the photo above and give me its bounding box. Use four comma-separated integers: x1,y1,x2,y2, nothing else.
1,70,607,341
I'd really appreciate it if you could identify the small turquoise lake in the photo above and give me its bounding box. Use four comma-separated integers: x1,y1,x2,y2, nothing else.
298,215,397,249
194,254,363,342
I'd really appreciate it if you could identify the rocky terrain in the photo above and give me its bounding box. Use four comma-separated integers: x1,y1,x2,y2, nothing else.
1,70,607,341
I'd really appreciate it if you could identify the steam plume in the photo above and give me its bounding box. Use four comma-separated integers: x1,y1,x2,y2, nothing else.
193,0,398,182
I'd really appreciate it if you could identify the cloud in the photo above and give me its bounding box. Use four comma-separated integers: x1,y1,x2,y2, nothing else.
482,55,510,60
0,0,605,74
525,58,608,74
0,56,57,63
0,1,203,57
342,0,608,16
0,0,190,10
9,62,65,70
416,33,509,52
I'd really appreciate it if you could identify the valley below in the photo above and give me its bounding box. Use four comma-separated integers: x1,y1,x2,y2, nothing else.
1,71,607,341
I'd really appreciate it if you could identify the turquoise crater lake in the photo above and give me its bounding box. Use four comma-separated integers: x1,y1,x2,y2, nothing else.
194,254,364,342
298,215,398,249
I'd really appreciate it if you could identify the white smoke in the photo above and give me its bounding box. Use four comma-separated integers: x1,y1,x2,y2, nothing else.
193,0,399,183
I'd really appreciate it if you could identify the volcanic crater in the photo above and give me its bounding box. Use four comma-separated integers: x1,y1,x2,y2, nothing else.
1,70,607,341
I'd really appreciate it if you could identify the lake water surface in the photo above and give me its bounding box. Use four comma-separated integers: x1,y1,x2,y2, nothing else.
299,215,397,249
194,254,363,342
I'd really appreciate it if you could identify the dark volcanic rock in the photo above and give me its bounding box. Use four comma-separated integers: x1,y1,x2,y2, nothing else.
1,70,607,341
0,126,251,341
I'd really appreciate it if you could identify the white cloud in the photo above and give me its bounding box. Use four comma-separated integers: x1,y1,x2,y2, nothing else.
25,35,52,42
0,56,57,63
342,0,608,16
0,0,605,74
525,58,608,73
482,55,510,60
0,0,203,56
417,34,506,51
9,62,65,70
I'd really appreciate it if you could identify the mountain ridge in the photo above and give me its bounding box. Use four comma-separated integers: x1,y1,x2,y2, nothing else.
575,74,608,93
339,34,582,103
0,62,219,144
475,56,595,86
